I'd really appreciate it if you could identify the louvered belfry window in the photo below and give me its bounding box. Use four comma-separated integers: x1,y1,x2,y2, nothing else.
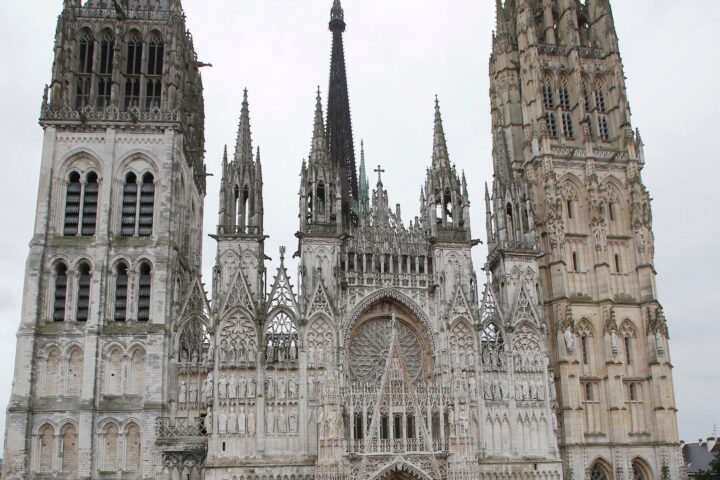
137,262,152,321
121,173,138,236
53,264,68,322
76,263,91,322
114,263,128,321
81,172,98,236
138,173,155,236
64,172,82,236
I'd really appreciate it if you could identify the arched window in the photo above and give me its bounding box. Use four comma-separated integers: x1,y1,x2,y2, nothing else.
97,32,114,108
577,321,593,365
39,425,54,472
558,76,571,109
124,33,142,109
241,185,250,228
444,188,453,220
81,172,98,236
102,424,118,471
114,263,129,321
316,181,326,216
129,348,145,396
105,348,122,395
265,312,298,364
146,33,164,109
76,31,94,108
581,77,592,112
632,461,649,480
594,79,607,113
572,251,579,272
178,318,211,364
45,349,61,396
590,462,610,480
481,323,505,368
137,262,152,321
125,424,141,471
53,263,68,322
138,173,155,236
505,202,514,240
64,172,82,236
61,424,78,473
76,262,91,322
121,173,138,236
67,348,83,397
543,75,555,109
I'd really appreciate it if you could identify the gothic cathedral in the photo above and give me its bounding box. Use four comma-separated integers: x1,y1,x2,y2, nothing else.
3,1,682,480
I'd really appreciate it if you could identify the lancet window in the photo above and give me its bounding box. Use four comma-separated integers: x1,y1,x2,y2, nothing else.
316,181,326,216
38,425,54,472
67,348,83,396
124,33,142,109
76,31,94,108
61,424,78,473
632,461,649,480
125,424,141,471
146,33,164,108
53,263,68,322
102,424,119,471
97,32,114,108
75,262,91,321
137,262,152,321
265,311,298,364
113,262,128,321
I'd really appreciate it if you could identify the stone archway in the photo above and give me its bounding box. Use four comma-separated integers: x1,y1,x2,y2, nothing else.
372,461,432,480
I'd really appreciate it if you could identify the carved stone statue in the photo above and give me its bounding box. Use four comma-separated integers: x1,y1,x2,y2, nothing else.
238,407,246,434
178,381,187,403
218,375,227,399
247,377,256,398
610,329,619,356
248,409,256,435
227,407,237,434
228,375,237,400
564,326,575,353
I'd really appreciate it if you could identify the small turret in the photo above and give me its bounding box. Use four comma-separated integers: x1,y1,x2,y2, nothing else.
218,90,263,236
421,98,470,241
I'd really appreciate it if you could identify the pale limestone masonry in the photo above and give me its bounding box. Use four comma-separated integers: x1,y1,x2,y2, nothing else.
3,1,681,480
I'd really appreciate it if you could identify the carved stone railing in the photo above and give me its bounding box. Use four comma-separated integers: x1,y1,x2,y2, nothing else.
67,5,174,21
216,225,262,236
347,437,448,455
304,222,339,237
434,228,470,243
538,44,569,56
343,272,430,289
41,104,181,125
578,46,606,59
156,417,207,439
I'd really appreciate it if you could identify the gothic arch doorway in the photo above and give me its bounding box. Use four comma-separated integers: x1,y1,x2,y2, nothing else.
372,462,432,480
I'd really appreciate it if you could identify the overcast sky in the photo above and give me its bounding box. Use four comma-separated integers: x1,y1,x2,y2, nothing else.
0,0,717,445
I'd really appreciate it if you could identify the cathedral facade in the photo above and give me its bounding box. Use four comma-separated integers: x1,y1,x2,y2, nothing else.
3,1,682,480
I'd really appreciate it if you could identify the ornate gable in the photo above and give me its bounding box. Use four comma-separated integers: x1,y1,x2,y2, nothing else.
449,284,475,324
307,281,334,321
219,268,256,316
479,283,504,326
178,276,211,321
510,284,541,327
267,247,299,314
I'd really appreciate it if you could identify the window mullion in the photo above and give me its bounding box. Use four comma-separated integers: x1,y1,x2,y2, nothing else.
134,179,142,236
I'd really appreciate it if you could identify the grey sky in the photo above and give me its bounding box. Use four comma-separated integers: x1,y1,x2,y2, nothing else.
0,0,717,444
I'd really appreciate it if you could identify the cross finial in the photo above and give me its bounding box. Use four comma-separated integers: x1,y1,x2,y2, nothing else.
374,164,385,186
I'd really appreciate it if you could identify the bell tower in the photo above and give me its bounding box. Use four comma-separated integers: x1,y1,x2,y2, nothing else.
488,0,681,478
4,1,205,478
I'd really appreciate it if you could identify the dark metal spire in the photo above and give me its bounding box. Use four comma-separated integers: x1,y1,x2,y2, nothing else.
326,0,358,225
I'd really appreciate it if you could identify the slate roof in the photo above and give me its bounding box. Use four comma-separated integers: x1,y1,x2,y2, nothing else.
683,442,717,475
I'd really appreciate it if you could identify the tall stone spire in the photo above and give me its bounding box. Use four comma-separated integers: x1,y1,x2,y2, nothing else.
432,96,450,168
358,140,370,214
235,88,253,165
310,88,330,166
326,0,359,225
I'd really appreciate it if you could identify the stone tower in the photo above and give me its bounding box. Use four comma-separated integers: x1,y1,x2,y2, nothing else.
487,1,680,479
3,0,206,478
